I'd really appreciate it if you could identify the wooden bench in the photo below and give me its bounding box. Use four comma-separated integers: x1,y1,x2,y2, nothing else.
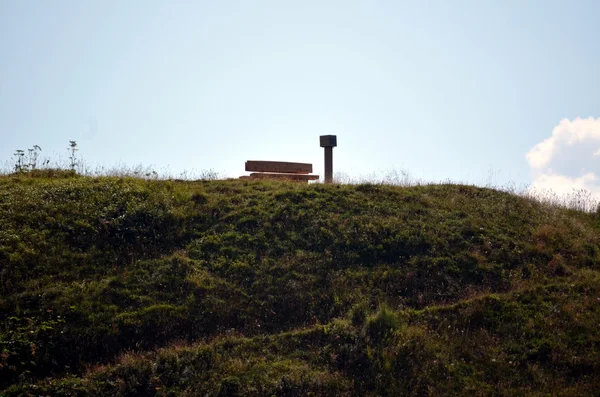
241,161,319,182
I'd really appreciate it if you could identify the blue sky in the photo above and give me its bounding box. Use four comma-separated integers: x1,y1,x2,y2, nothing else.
1,1,599,190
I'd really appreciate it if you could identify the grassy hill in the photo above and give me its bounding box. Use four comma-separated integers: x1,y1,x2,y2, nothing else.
1,172,600,395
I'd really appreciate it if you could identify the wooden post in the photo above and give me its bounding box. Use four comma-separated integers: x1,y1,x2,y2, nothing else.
319,135,337,184
324,146,333,183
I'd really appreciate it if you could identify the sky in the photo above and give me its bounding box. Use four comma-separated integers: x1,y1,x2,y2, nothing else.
1,1,600,193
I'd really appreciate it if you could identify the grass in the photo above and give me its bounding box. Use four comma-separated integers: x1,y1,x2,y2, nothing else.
1,172,600,395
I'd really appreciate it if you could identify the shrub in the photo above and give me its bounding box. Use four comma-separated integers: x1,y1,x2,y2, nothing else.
349,301,369,328
366,305,402,342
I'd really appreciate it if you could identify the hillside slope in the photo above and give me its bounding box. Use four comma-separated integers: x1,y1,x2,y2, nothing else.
1,174,599,395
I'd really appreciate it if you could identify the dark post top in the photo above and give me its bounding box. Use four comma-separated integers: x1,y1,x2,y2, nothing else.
320,135,337,147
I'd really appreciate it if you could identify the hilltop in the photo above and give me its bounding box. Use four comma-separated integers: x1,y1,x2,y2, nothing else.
1,173,600,395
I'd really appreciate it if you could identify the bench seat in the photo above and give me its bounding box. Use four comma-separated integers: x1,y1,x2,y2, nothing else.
243,173,319,181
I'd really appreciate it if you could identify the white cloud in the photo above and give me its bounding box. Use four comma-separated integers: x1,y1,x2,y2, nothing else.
526,117,600,203
529,172,598,195
526,136,556,169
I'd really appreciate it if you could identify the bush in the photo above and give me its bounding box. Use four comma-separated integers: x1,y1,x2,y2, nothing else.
349,301,369,328
366,305,402,342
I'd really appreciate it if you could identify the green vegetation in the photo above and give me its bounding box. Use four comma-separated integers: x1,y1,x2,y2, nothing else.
1,174,600,395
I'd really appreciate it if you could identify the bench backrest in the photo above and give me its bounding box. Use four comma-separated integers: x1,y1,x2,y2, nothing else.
245,161,312,174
